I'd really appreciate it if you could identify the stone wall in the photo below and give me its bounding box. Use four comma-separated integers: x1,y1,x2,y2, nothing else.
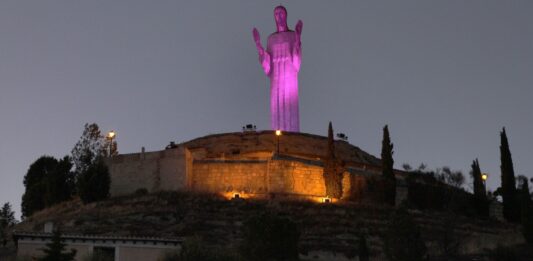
184,131,380,165
108,147,189,196
269,158,326,196
107,132,387,198
192,160,269,194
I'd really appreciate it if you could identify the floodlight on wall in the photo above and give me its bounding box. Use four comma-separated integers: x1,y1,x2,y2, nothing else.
336,133,348,141
242,124,257,132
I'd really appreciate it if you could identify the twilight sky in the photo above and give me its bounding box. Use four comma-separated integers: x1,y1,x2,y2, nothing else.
1,1,532,218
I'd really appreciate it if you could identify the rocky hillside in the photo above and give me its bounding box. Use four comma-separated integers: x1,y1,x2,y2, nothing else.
15,192,524,260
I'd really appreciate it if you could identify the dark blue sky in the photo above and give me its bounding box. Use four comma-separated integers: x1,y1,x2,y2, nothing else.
1,1,532,217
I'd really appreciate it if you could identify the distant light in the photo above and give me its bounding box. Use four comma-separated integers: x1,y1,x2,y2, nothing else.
107,131,116,139
275,130,282,136
233,193,240,199
322,197,331,203
482,173,488,181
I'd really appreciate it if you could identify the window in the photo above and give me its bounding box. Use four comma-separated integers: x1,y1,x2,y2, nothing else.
93,246,115,261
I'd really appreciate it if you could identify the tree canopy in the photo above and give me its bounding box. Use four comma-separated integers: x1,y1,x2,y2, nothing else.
38,229,76,261
21,156,74,218
0,202,16,246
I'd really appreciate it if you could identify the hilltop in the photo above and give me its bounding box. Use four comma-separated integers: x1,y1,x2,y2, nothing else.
14,191,527,260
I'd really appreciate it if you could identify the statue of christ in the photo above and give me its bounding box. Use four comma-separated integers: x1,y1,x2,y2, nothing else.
253,5,302,132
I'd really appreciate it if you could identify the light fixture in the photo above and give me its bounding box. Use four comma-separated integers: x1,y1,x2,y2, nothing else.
107,130,116,139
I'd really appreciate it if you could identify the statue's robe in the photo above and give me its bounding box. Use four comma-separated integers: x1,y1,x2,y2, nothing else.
266,30,300,132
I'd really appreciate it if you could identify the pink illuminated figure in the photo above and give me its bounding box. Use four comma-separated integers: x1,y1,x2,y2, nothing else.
253,6,302,132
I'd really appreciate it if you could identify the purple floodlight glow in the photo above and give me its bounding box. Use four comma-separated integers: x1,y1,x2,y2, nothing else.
253,6,302,132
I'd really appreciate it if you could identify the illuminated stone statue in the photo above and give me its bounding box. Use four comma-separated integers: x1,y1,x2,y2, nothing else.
253,5,302,132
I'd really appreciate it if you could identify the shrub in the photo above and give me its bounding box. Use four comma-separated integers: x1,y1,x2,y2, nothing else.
240,211,300,261
383,207,426,261
133,188,149,197
358,234,369,261
162,237,242,261
487,245,517,261
77,159,110,204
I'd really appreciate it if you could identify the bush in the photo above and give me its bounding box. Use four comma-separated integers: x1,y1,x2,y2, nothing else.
240,212,300,261
160,237,242,261
133,188,149,197
487,245,517,261
383,207,426,261
406,175,479,217
77,159,110,204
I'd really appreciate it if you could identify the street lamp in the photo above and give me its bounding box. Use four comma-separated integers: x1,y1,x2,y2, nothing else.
481,173,488,185
107,130,116,157
275,130,282,155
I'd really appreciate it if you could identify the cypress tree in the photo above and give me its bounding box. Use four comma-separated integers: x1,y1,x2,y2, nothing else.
471,159,488,217
381,125,396,205
519,177,533,243
500,128,519,222
471,159,486,198
323,122,342,198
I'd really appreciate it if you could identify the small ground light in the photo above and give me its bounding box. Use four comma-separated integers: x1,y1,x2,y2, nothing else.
322,197,331,203
233,193,240,199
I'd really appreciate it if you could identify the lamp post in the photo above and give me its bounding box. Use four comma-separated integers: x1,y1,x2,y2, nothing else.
107,130,116,157
275,130,282,155
481,173,488,186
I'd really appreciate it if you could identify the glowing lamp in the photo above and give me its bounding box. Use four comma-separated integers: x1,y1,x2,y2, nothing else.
107,131,116,139
275,130,282,136
481,173,488,181
233,193,240,199
322,197,331,203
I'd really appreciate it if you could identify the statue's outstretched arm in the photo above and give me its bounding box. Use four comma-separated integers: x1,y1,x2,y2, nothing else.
253,28,271,75
292,20,303,72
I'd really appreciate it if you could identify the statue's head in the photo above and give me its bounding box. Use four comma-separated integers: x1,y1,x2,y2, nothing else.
274,5,288,32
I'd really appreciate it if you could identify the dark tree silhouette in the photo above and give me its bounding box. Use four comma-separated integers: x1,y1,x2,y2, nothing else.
323,122,343,198
0,202,16,246
381,125,396,205
21,156,74,218
471,159,489,217
383,207,426,261
518,176,533,243
39,229,76,261
71,123,115,177
500,128,519,222
77,159,110,204
358,234,369,261
241,212,300,261
471,159,486,199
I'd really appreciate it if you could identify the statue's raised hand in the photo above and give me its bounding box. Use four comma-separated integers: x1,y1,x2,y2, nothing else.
295,20,303,36
252,27,270,75
253,28,265,54
294,20,303,48
253,27,261,44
